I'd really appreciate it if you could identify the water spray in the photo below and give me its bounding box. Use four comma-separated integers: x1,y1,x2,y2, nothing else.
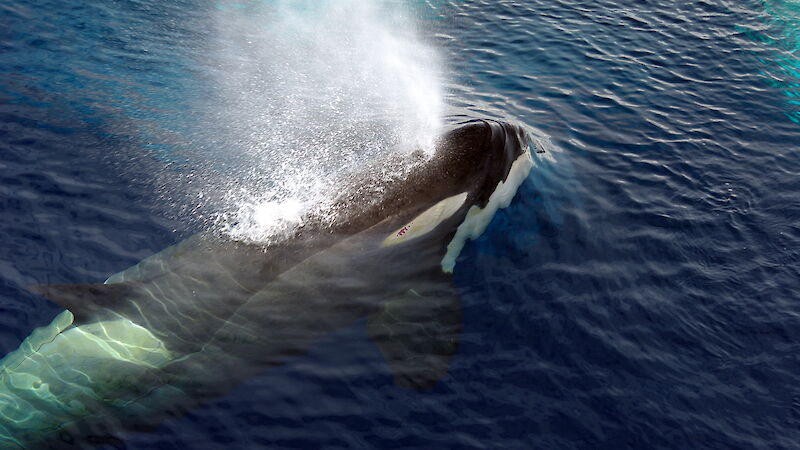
200,0,445,242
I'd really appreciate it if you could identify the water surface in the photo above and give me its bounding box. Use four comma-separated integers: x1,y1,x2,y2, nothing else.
1,0,800,448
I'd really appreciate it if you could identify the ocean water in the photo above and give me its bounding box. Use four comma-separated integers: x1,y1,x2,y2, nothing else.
1,0,800,448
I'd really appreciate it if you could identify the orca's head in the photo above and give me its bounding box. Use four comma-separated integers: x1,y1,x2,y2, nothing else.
377,119,535,272
432,120,530,204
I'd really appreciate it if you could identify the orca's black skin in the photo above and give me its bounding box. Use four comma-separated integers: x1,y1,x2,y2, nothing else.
11,120,531,448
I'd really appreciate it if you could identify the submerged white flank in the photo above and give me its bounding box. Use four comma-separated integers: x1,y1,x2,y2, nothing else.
441,149,534,273
383,192,469,247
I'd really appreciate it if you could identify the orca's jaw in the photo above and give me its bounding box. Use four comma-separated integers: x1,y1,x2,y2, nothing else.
440,146,534,273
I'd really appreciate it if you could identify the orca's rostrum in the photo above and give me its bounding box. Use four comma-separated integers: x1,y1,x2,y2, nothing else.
0,119,535,448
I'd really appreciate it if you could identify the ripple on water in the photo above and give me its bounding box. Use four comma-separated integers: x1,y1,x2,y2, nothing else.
1,0,800,448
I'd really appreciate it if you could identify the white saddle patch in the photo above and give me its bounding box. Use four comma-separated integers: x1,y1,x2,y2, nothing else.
382,192,469,247
441,148,534,273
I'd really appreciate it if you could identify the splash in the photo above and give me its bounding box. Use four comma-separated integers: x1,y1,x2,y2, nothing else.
198,0,444,242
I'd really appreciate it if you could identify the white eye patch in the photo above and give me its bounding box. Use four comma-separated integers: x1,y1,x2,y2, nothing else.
382,192,468,247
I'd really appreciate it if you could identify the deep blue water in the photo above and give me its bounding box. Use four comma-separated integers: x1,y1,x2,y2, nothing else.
2,0,800,448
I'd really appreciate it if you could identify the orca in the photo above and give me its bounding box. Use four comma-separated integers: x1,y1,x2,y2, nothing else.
0,119,535,448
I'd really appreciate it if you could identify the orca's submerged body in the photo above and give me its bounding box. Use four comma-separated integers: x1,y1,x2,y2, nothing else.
0,120,534,448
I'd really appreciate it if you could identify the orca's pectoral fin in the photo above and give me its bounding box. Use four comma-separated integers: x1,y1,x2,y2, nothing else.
367,286,463,390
